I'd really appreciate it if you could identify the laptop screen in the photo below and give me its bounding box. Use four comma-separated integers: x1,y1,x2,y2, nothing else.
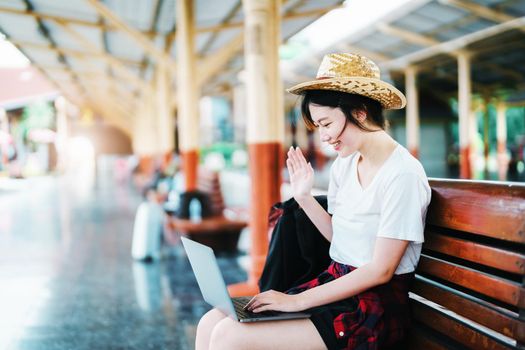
181,237,237,318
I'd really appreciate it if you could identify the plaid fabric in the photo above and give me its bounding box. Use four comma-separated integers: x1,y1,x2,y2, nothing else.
287,261,413,350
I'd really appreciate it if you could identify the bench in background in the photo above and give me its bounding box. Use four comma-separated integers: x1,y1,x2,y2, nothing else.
166,170,248,253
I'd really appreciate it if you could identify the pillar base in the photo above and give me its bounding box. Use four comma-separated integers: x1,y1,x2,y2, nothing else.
460,146,471,179
181,150,198,191
408,147,419,159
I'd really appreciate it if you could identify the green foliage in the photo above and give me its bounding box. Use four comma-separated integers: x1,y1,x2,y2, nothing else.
506,107,525,144
19,101,55,142
199,142,246,168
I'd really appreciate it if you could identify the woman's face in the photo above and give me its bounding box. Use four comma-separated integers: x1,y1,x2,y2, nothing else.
309,104,362,157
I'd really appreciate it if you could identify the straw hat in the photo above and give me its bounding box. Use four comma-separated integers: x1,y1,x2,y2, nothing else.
286,53,406,110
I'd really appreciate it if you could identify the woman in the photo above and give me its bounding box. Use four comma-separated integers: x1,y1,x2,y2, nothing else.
195,53,431,350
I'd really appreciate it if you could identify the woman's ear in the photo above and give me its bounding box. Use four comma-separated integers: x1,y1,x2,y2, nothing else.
351,109,367,123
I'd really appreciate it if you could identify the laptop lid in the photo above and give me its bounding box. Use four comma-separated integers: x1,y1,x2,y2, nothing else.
180,237,237,319
181,237,311,323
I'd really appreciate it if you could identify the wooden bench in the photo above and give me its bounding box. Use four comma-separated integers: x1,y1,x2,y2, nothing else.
165,170,248,253
406,179,525,349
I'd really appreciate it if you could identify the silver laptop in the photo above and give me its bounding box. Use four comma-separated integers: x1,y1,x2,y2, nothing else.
181,237,311,323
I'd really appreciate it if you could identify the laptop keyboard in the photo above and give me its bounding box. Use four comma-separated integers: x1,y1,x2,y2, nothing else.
232,297,280,320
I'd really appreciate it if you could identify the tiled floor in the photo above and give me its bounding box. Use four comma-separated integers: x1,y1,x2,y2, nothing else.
0,173,246,350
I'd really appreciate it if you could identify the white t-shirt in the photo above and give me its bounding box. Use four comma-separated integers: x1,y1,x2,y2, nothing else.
327,144,431,275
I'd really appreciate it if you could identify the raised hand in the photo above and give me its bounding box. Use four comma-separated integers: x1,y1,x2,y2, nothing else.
286,146,314,201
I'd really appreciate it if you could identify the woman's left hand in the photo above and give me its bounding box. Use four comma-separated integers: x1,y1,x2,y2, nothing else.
244,290,305,313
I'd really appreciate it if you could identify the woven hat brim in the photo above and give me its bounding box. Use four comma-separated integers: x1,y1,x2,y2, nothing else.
286,77,406,110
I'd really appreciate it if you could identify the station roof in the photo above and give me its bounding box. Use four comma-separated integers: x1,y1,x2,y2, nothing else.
283,0,525,106
0,0,343,116
0,0,523,120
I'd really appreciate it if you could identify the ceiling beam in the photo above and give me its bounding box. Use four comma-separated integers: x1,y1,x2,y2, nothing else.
439,0,525,35
86,0,176,73
476,61,525,81
196,33,244,88
470,38,525,56
8,39,142,66
377,23,439,47
0,6,112,29
20,0,90,104
195,1,342,89
53,19,149,93
439,0,516,23
199,0,242,55
195,5,343,34
139,0,163,79
381,16,525,71
0,3,344,39
76,72,138,109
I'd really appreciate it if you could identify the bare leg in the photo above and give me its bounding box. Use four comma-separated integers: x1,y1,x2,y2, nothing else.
209,317,327,350
195,308,228,350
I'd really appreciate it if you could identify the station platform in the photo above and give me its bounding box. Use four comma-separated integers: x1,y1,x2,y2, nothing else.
0,174,247,350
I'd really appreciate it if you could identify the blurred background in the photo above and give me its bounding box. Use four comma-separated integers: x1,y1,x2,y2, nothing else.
0,0,523,349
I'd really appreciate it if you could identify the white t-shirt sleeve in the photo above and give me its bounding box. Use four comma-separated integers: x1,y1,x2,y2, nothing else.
377,172,430,243
327,159,340,215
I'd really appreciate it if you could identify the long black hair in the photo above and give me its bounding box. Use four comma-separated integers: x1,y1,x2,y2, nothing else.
300,90,386,132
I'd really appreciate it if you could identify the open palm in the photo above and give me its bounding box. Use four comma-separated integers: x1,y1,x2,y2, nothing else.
286,147,314,199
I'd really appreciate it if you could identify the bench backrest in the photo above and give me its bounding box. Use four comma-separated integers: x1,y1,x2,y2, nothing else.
409,179,525,349
197,170,225,216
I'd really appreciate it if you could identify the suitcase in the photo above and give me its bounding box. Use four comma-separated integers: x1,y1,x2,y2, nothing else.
131,201,163,261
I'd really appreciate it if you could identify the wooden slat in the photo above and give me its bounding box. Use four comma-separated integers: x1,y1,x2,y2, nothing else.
407,325,458,350
168,216,246,233
424,229,525,274
418,255,524,308
196,171,225,216
411,277,525,343
427,179,525,243
411,298,514,350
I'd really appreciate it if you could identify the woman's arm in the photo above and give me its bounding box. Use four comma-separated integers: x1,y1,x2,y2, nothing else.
287,147,333,241
295,194,333,242
245,237,409,312
298,237,409,309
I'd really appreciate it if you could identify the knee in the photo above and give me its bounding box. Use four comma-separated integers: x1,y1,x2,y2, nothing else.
197,309,226,335
209,318,244,350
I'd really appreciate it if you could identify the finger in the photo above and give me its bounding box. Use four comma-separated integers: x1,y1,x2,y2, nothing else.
253,304,273,313
290,148,303,170
248,299,267,311
286,158,295,176
294,147,307,169
287,146,294,159
244,295,258,310
308,162,314,174
245,293,268,311
287,147,299,169
288,147,299,168
296,147,308,164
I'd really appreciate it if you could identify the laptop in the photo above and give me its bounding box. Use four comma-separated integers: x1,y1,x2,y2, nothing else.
181,236,311,323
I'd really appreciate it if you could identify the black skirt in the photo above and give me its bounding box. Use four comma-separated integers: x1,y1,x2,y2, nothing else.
286,261,413,350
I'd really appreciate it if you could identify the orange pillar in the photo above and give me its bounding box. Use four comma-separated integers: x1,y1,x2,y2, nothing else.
228,0,283,296
181,150,198,191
